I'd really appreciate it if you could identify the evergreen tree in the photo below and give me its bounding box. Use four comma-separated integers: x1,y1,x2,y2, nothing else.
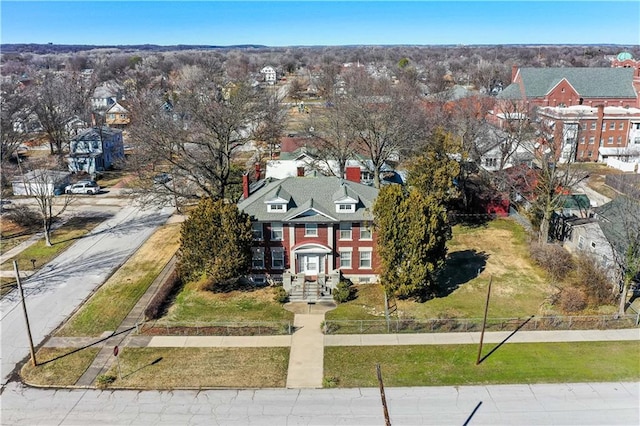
177,198,253,289
374,129,459,300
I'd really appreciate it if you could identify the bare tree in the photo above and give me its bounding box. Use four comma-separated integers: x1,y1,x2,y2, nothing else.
28,71,92,162
19,163,72,246
129,68,282,202
1,82,31,166
340,72,427,188
529,110,588,243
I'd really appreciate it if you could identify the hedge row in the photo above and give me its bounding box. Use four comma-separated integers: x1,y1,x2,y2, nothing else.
144,269,181,320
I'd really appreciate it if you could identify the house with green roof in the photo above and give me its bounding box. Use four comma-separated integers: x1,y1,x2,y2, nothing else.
237,171,379,298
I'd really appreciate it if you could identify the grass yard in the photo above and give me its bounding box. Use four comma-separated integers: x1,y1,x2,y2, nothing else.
20,347,100,387
56,223,181,337
324,341,640,387
162,282,294,323
327,219,552,321
100,347,289,389
0,215,108,271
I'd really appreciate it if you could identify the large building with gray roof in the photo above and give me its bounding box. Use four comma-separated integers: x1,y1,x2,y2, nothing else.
237,167,379,289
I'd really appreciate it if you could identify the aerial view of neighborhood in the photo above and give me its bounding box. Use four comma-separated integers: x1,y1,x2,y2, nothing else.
1,1,639,425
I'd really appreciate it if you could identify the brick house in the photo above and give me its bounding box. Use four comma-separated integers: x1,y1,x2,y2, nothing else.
237,167,379,299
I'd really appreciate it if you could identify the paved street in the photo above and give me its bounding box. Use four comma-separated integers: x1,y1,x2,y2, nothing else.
1,203,173,386
1,381,638,425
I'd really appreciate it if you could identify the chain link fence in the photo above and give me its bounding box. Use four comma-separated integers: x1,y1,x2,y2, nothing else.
138,320,293,336
323,314,639,335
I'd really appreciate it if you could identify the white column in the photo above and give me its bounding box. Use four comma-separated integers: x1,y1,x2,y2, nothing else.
327,224,334,271
289,224,296,272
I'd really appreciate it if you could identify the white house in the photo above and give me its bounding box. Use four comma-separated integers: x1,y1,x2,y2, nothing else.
12,169,70,196
260,66,277,85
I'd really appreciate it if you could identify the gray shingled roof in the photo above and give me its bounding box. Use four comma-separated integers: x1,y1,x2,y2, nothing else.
498,68,636,100
238,176,378,223
594,196,640,256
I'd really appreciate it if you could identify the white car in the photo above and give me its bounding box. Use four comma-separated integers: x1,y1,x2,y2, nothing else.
65,180,100,195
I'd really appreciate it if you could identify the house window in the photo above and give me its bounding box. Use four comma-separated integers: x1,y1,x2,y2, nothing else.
617,136,622,145
305,223,318,237
580,136,585,144
587,151,593,158
619,122,625,130
268,203,286,213
590,241,596,249
252,223,263,240
578,235,585,250
484,158,497,168
360,223,372,240
589,137,594,144
339,222,352,240
635,137,640,145
271,248,284,269
608,136,614,144
339,250,352,268
610,122,615,130
108,114,116,120
337,203,355,213
590,122,596,130
270,223,283,241
252,248,265,269
359,250,372,269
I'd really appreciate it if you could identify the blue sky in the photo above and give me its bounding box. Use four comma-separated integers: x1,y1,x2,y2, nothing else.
1,1,639,46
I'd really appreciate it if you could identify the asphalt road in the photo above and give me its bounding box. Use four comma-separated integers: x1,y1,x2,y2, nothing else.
0,204,173,386
1,381,638,425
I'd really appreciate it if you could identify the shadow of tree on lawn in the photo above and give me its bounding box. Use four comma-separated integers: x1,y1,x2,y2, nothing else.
434,249,489,298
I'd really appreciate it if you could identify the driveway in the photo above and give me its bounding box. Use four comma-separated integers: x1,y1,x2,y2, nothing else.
0,204,173,386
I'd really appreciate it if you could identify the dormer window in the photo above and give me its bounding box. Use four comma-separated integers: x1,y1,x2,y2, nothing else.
337,203,355,213
267,203,287,212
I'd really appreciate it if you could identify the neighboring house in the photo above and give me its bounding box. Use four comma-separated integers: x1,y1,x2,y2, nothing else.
237,170,379,299
12,169,70,196
260,66,277,85
594,197,640,278
67,126,124,175
91,81,124,111
105,101,130,128
562,218,615,272
557,194,591,218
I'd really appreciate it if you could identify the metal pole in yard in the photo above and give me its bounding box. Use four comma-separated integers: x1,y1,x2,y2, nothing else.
476,275,493,365
13,261,37,366
376,363,391,426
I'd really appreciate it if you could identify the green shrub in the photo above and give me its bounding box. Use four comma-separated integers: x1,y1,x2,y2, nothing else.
273,286,289,304
333,280,355,303
96,374,116,389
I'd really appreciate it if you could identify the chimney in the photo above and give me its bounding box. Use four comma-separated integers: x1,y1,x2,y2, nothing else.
242,173,250,199
345,166,361,183
297,166,305,177
254,162,261,181
511,64,518,83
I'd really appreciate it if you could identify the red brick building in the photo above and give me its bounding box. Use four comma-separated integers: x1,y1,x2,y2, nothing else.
536,105,640,163
237,168,379,297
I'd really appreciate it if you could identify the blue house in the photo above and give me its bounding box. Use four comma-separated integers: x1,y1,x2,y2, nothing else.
67,126,124,175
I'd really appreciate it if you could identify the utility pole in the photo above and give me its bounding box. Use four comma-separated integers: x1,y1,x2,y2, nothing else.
13,261,37,366
476,275,493,365
376,363,391,426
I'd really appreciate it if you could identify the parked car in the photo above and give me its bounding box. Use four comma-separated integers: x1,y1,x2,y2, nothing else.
65,180,100,195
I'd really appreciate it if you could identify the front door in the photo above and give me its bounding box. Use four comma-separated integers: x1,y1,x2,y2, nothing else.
299,254,324,275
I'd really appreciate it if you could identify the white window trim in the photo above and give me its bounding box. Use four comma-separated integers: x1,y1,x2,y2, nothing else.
267,203,287,213
305,223,318,237
339,223,352,240
271,223,284,241
358,249,372,269
339,250,352,269
252,223,263,240
271,248,285,269
336,203,355,213
360,223,372,240
252,248,265,269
